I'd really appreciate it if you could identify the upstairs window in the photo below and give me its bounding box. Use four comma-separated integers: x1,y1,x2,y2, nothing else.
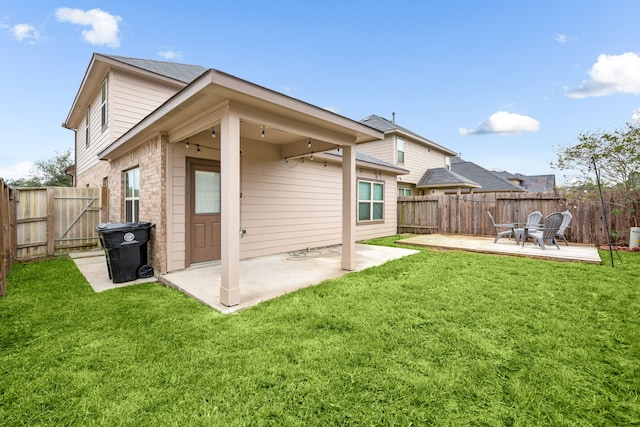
398,187,411,197
124,167,140,222
358,180,384,222
101,78,108,128
85,108,90,148
397,137,405,164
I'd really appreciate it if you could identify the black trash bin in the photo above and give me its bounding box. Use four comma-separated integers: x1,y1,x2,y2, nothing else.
95,222,156,283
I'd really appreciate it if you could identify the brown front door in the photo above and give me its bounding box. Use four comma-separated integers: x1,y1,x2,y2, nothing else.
187,159,221,265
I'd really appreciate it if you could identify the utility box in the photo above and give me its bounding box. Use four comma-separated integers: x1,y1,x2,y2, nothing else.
95,222,155,283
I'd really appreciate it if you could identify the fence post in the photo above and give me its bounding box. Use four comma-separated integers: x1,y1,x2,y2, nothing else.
0,180,11,296
46,188,55,256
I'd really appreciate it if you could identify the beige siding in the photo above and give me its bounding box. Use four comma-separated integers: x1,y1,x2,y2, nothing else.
75,70,181,176
166,137,399,271
110,70,181,140
75,81,111,176
356,137,393,163
401,138,449,184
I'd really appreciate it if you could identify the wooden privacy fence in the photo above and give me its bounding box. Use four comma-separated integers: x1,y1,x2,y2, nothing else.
14,187,104,260
398,191,640,246
1,179,15,297
1,184,105,297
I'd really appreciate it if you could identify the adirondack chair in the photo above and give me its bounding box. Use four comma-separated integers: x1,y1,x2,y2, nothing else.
525,210,543,232
487,211,514,243
510,211,543,244
555,211,573,246
523,212,563,249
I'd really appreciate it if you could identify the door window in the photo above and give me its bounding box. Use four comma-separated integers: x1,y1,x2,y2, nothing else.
195,170,221,214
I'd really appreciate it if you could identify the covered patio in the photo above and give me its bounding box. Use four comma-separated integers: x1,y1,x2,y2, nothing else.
71,243,420,314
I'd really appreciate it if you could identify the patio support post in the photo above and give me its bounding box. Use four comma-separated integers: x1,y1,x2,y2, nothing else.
341,144,356,270
220,110,241,306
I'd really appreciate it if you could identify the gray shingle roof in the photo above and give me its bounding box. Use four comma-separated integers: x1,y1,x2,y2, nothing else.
450,157,525,192
360,114,457,155
515,174,556,192
417,167,480,188
104,54,207,84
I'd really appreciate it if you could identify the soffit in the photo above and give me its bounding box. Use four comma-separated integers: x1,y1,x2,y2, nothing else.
100,69,384,160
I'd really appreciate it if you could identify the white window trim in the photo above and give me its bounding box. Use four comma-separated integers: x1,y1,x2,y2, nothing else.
101,78,108,129
358,179,385,223
85,107,90,148
124,167,140,222
397,137,405,165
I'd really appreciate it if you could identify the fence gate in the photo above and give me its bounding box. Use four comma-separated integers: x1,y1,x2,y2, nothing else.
15,187,102,259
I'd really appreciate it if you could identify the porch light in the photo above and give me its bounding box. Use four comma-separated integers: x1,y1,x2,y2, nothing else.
211,127,216,138
308,138,311,148
310,152,314,161
185,138,190,149
197,144,201,152
261,126,265,138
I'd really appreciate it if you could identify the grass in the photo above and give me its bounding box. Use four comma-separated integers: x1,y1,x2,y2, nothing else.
1,239,639,426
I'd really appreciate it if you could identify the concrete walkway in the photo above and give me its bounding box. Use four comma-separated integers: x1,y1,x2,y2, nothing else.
69,250,157,291
70,244,420,314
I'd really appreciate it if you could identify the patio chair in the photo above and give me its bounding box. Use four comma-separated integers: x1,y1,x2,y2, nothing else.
555,210,573,246
487,211,514,243
523,212,563,249
525,210,543,231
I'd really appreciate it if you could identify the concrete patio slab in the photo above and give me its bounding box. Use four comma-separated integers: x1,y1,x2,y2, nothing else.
399,234,602,264
159,244,420,313
70,244,420,314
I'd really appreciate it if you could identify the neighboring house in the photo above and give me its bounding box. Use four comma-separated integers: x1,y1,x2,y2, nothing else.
449,157,526,193
416,168,481,194
357,115,460,196
492,171,556,192
63,53,408,307
356,115,555,195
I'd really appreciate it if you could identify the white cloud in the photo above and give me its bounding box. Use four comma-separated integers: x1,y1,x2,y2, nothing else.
459,111,540,136
554,33,576,43
55,7,121,48
157,50,183,61
554,34,568,43
0,161,33,181
633,108,640,124
11,23,41,43
567,52,640,98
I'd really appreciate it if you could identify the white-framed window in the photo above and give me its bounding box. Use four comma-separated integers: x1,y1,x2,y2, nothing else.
101,78,108,128
358,180,384,222
397,137,405,164
85,108,90,148
398,187,411,197
124,167,140,222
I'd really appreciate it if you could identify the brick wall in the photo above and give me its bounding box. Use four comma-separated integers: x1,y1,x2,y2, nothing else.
79,133,168,274
76,161,110,188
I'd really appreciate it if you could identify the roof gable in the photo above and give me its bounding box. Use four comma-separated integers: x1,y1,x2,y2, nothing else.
360,114,457,156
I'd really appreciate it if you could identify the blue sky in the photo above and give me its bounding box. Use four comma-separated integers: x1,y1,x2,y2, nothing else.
1,1,639,184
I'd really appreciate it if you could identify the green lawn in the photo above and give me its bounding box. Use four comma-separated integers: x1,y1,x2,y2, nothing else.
1,238,639,426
